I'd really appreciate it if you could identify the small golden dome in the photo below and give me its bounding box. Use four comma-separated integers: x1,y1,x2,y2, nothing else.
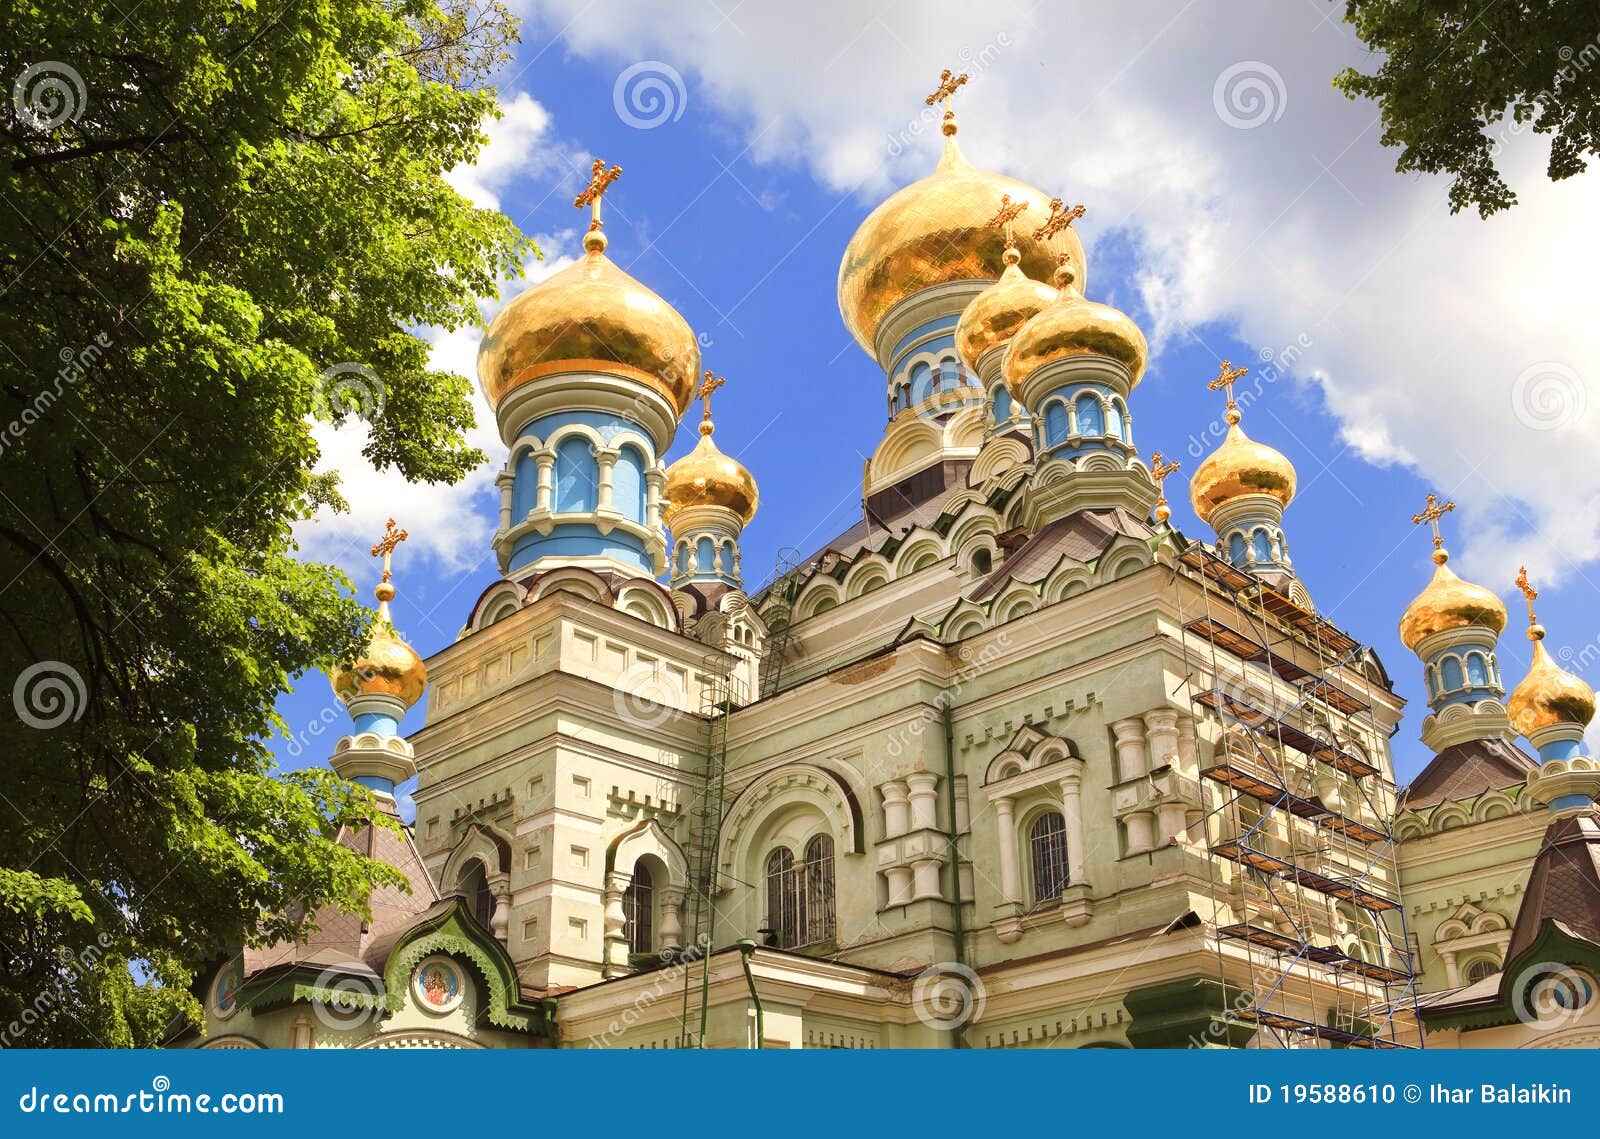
1187,414,1297,526
1396,550,1507,652
478,241,700,416
838,134,1085,357
664,419,758,526
1003,261,1148,396
1508,627,1596,737
954,247,1059,372
332,620,427,710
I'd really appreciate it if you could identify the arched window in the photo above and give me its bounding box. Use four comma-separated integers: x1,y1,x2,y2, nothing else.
614,444,648,523
696,535,715,573
1441,656,1465,692
676,542,690,575
1465,958,1497,985
1029,811,1069,903
909,362,934,405
1466,653,1490,687
1228,532,1248,565
939,356,961,391
1112,397,1130,440
459,861,494,930
554,436,598,513
1251,528,1273,564
512,449,539,518
803,835,835,946
993,387,1013,424
1044,401,1069,445
623,863,654,955
1106,400,1125,440
971,548,993,577
1074,393,1103,437
765,847,802,948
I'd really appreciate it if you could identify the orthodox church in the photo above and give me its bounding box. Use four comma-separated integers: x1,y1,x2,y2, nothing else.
176,73,1600,1051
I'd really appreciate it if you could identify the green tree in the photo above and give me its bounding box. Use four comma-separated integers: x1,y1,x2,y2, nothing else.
1336,1,1600,216
0,0,532,1045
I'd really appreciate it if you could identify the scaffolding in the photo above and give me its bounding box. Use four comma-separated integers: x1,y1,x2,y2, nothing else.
756,547,805,699
1173,544,1423,1049
677,646,742,1047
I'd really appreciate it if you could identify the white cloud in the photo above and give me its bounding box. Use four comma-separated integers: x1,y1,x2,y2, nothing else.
522,0,1600,589
446,91,564,211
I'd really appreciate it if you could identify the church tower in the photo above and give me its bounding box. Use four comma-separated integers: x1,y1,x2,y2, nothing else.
663,372,759,596
479,159,699,583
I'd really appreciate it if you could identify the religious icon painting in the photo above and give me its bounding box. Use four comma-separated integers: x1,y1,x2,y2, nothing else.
413,956,465,1014
212,958,244,1021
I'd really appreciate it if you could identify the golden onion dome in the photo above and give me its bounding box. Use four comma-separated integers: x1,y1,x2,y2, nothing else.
837,129,1085,357
955,245,1059,373
663,418,758,527
1508,626,1596,737
331,581,427,710
1187,405,1297,525
477,231,700,417
1396,549,1508,653
1004,260,1148,397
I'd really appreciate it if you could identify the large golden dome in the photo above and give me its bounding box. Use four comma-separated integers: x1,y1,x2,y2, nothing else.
332,584,427,710
664,419,758,526
478,236,700,416
1509,628,1596,736
838,133,1085,357
955,246,1059,373
1397,551,1507,652
1004,262,1148,396
1188,415,1297,525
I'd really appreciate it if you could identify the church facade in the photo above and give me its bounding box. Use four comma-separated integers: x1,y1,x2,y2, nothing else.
177,76,1600,1052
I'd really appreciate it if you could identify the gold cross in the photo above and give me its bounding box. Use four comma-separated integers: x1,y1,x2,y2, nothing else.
1409,492,1456,552
697,370,726,421
925,68,969,127
1207,359,1249,412
1514,565,1539,625
988,194,1030,248
1150,451,1181,487
1032,198,1085,242
371,518,408,584
574,158,623,233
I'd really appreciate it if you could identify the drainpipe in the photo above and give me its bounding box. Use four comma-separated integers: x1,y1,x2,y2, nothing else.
736,938,764,1049
942,700,967,1049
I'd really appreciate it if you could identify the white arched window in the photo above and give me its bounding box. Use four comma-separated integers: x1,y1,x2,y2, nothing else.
766,847,801,947
1029,811,1069,903
804,834,835,945
764,836,836,949
623,862,654,955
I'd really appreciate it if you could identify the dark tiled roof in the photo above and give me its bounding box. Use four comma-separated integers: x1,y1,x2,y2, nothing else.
971,507,1155,601
1400,737,1537,809
1505,811,1600,962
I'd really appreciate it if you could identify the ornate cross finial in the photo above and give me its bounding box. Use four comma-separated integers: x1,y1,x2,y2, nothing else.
1409,492,1456,553
1515,565,1539,626
925,68,969,135
697,370,726,423
1207,359,1249,415
574,158,623,243
371,518,409,583
988,194,1030,249
1149,451,1181,524
1032,198,1085,242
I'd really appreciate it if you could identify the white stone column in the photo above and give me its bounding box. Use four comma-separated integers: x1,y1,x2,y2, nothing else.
1112,717,1150,782
954,776,970,833
290,1015,314,1049
534,452,555,512
496,469,515,529
489,874,511,944
601,871,629,977
881,780,910,838
910,857,943,902
1058,760,1087,885
1124,811,1156,855
595,449,617,512
907,772,939,831
885,866,913,907
1176,715,1200,775
659,886,685,952
1156,802,1188,846
1441,950,1460,989
1144,708,1181,770
994,795,1021,906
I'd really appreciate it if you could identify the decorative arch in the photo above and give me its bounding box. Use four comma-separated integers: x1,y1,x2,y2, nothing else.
607,817,689,886
469,580,527,632
991,582,1041,624
1042,560,1095,604
718,762,865,889
529,566,613,607
616,581,676,631
844,555,891,599
970,434,1031,483
983,725,1080,786
895,536,946,576
441,822,512,890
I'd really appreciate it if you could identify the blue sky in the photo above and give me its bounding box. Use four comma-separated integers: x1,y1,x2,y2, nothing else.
275,2,1600,799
